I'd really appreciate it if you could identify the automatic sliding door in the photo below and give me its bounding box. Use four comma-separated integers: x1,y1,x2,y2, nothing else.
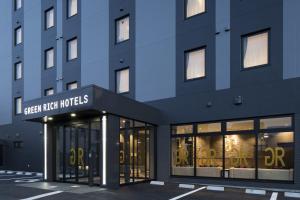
77,124,89,184
65,126,76,182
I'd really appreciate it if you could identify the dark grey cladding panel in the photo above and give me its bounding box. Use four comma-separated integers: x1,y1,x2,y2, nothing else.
22,86,94,120
22,85,163,125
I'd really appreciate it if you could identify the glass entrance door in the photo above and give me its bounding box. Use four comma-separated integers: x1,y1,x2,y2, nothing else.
55,118,101,185
120,119,156,185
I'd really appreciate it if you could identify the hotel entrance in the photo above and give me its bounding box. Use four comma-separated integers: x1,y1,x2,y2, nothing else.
54,118,101,186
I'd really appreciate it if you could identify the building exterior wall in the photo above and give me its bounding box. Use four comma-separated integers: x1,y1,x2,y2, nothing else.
0,0,300,190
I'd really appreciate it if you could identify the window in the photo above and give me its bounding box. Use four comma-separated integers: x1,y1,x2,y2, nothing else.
258,132,294,181
15,97,22,115
45,8,54,29
116,16,129,43
171,115,294,181
15,0,22,10
45,48,54,69
68,0,77,18
185,48,205,80
116,68,129,94
186,0,205,18
242,31,269,68
172,137,194,176
15,26,22,45
13,141,23,149
14,62,22,80
227,120,254,131
45,88,54,96
198,123,221,133
67,38,77,61
172,125,193,135
67,82,78,90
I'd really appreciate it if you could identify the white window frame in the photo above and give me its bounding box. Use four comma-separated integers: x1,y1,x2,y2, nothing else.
15,26,22,45
15,97,22,115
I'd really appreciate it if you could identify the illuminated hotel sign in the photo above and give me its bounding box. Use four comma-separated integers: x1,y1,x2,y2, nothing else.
24,94,89,116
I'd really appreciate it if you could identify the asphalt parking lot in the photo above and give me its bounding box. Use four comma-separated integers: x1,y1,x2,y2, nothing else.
0,171,299,200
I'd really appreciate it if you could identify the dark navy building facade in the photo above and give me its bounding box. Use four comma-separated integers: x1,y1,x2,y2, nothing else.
1,0,300,189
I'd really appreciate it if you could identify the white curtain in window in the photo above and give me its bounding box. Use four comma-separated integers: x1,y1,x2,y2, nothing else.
46,49,54,68
117,69,129,93
186,0,205,18
16,63,22,79
16,98,22,114
68,0,78,17
68,82,78,90
186,49,205,80
16,27,22,44
117,17,129,43
243,32,268,68
46,9,54,29
16,0,22,10
68,39,77,60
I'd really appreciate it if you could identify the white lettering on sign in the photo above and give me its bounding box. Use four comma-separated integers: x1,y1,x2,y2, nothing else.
24,94,89,116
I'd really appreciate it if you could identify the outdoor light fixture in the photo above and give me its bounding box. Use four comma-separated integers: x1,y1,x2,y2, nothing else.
48,117,53,121
102,115,107,186
44,123,48,180
70,113,76,117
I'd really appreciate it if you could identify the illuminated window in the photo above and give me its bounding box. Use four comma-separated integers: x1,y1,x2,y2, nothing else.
15,26,22,45
45,48,54,69
67,38,77,61
186,0,205,18
14,62,22,80
172,125,193,135
45,88,54,96
260,117,292,129
198,123,221,133
227,120,254,131
68,0,77,18
116,68,129,94
67,82,78,90
45,8,54,29
116,16,129,43
242,31,269,68
15,97,22,115
185,48,205,80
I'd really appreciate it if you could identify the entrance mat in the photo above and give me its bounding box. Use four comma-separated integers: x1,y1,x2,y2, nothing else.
18,182,106,194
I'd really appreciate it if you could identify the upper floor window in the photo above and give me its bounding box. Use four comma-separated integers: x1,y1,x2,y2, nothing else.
45,8,54,29
14,62,22,80
67,38,78,61
15,0,22,11
185,47,205,80
45,48,54,69
67,82,78,90
116,68,129,94
15,97,22,115
242,30,269,69
45,88,54,96
68,0,77,18
186,0,205,18
15,26,22,45
116,16,129,43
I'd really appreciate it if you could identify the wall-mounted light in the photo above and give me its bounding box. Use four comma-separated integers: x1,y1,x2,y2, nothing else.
44,123,48,180
102,115,107,186
48,117,53,121
70,113,76,117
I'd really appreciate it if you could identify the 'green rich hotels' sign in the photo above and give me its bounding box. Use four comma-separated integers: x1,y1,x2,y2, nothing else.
24,94,89,116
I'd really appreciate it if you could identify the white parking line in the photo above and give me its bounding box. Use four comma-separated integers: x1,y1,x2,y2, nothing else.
20,191,63,200
169,186,206,200
270,192,278,200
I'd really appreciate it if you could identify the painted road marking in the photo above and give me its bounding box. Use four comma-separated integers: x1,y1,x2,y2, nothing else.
270,192,278,200
20,191,63,200
169,186,206,200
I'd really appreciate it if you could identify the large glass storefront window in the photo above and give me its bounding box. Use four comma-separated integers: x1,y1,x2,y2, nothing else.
171,115,294,182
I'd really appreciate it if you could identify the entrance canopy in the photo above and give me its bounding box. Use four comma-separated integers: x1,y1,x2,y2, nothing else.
22,85,162,125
